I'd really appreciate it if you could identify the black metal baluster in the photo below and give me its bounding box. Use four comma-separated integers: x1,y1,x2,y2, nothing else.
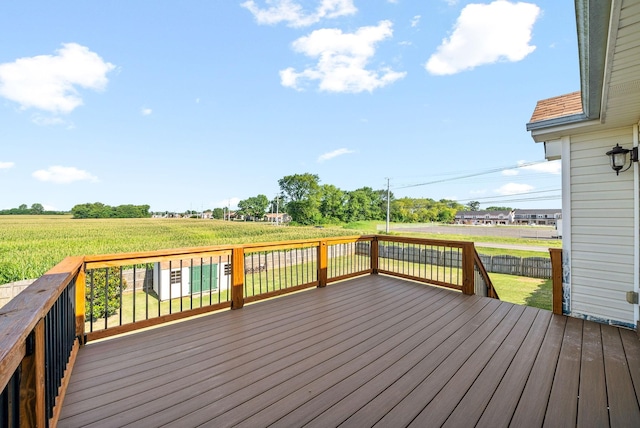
89,270,94,332
133,265,137,323
104,268,109,331
119,267,123,326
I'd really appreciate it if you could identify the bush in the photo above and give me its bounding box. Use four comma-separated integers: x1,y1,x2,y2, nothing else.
85,267,128,321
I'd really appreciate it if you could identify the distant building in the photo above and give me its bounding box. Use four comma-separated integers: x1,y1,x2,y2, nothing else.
455,209,561,226
264,213,291,224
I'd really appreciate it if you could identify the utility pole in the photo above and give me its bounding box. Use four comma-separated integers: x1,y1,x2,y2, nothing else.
386,177,390,234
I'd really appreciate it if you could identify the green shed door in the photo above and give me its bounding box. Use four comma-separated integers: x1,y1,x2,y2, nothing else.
191,264,218,293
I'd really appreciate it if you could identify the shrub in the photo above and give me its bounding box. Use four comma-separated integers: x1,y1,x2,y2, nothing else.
85,267,128,321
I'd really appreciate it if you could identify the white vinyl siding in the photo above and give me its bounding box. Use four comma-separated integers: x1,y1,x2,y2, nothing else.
569,127,636,326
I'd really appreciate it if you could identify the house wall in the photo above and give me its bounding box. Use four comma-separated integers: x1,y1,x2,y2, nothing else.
568,126,637,327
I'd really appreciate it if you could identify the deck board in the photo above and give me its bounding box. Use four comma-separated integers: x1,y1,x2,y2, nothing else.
442,305,544,428
577,321,608,427
453,308,553,426
601,325,640,427
58,274,640,428
544,316,583,427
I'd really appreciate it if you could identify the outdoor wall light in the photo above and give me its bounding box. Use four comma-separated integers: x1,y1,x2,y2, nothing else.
606,144,638,175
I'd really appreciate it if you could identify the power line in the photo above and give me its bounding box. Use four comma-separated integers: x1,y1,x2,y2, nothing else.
455,188,561,203
393,160,551,189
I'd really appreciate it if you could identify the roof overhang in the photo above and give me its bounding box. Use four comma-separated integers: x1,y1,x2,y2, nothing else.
576,0,613,121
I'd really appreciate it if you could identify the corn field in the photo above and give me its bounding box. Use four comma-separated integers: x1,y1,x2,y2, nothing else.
0,215,360,284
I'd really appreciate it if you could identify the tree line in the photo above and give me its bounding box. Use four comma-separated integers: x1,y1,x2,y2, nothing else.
71,203,151,219
0,203,66,215
234,173,467,225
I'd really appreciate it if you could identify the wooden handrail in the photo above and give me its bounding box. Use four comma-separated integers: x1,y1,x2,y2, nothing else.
376,235,477,248
0,256,84,427
473,248,499,299
0,257,83,391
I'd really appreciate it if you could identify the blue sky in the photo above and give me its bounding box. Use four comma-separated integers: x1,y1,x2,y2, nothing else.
0,0,577,212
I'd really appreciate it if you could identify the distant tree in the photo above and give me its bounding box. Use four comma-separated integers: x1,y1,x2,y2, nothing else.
18,204,27,210
113,204,150,218
278,173,321,224
319,184,346,222
437,208,456,223
466,201,481,211
344,187,384,222
212,208,224,219
237,194,269,220
389,197,464,223
486,206,512,211
30,203,44,214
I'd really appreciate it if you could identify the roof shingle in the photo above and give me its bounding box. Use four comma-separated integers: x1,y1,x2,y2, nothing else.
529,91,583,123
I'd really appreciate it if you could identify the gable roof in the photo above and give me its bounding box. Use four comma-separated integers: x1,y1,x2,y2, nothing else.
529,91,583,123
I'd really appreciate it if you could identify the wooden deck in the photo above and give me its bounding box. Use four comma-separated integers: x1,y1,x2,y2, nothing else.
58,275,640,427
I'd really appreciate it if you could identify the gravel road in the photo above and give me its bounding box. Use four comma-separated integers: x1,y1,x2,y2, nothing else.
387,224,560,253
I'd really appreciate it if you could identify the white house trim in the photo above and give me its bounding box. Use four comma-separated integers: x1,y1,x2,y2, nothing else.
634,123,639,324
562,136,572,315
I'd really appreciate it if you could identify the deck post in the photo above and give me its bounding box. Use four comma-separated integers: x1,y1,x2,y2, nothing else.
318,240,328,287
75,265,86,345
371,237,379,274
549,248,563,315
231,247,245,309
462,242,475,295
19,319,46,427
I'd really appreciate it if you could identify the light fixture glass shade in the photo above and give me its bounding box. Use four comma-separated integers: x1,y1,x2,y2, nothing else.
606,144,630,175
611,152,627,170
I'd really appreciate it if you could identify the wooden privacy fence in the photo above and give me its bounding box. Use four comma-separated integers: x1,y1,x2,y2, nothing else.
477,254,551,279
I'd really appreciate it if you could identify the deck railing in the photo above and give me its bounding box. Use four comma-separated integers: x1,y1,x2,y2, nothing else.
0,235,494,427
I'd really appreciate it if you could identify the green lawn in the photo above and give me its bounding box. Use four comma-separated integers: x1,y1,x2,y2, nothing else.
490,272,552,311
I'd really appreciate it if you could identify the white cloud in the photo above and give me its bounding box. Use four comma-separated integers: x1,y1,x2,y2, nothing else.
141,108,152,116
426,1,540,75
280,20,406,93
411,15,421,28
241,0,356,28
495,182,534,195
318,148,354,162
32,166,98,184
503,160,561,176
518,159,561,174
0,43,115,114
0,161,15,169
